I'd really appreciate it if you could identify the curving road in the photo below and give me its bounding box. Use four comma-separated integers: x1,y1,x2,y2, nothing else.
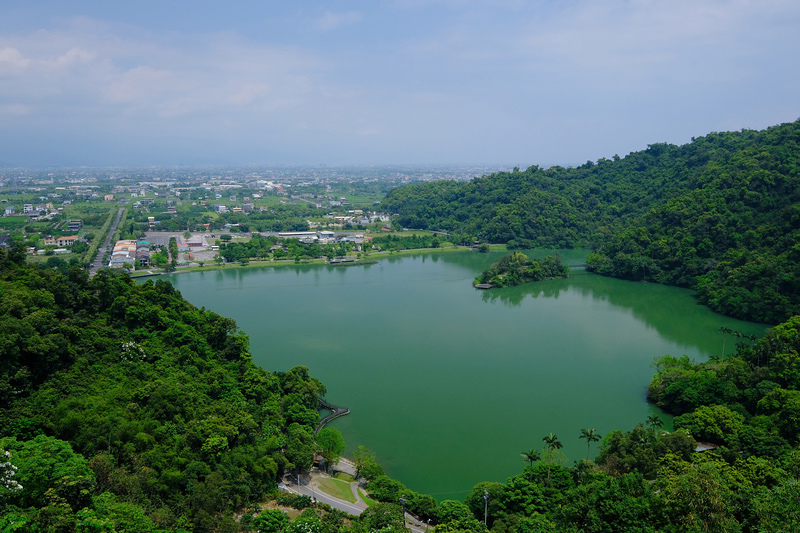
284,462,429,533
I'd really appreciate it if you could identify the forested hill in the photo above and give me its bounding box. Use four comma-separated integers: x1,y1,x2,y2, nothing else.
0,248,326,531
380,120,800,323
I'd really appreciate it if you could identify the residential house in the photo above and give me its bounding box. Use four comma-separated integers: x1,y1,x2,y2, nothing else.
56,236,78,247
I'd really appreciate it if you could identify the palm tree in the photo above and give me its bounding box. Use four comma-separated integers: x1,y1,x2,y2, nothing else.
646,415,664,431
579,428,601,460
718,326,733,358
542,433,562,485
521,449,540,468
543,432,562,453
543,433,562,455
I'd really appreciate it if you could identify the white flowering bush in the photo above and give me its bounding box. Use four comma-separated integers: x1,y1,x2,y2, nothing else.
120,341,147,362
0,449,23,492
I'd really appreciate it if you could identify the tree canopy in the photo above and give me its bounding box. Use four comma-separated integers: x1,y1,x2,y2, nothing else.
0,246,326,531
381,120,800,323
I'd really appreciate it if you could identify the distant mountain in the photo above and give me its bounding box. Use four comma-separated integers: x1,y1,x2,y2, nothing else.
381,120,800,323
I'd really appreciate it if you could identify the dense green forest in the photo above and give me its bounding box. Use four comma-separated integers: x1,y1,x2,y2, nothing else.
0,245,328,531
473,253,568,288
380,120,800,323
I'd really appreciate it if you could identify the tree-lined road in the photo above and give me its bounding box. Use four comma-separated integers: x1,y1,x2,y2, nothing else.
90,208,125,276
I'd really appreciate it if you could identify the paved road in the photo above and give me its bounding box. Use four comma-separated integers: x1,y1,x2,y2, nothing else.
90,208,125,276
287,473,366,516
284,463,429,533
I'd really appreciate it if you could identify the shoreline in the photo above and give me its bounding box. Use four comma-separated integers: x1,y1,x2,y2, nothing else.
128,245,475,278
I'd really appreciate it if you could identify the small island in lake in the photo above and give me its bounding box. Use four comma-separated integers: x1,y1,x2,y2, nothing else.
474,252,569,288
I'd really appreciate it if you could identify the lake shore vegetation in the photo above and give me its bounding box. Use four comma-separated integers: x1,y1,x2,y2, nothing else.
381,120,800,323
473,252,569,288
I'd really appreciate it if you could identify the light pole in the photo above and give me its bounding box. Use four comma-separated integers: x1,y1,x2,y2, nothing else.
399,496,406,526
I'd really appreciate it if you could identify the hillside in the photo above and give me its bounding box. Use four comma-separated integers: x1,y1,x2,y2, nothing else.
380,120,800,323
0,248,326,531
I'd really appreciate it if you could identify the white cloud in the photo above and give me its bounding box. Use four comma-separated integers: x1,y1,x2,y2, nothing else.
0,46,30,71
104,65,174,103
53,47,96,67
515,0,796,85
313,11,363,31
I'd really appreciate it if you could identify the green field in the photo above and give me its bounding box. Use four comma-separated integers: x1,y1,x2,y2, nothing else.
0,216,29,230
315,477,356,503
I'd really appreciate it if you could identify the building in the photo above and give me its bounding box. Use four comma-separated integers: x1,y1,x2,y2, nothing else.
136,240,150,266
108,240,137,268
56,235,79,247
67,220,82,231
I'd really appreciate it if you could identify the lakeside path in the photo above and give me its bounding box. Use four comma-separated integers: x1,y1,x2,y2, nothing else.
284,459,429,533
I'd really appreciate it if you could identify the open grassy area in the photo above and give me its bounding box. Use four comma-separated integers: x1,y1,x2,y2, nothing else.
26,253,82,264
0,216,29,230
315,477,356,503
358,488,376,507
334,472,356,483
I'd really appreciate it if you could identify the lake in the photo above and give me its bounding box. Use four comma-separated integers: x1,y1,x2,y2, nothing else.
165,250,767,499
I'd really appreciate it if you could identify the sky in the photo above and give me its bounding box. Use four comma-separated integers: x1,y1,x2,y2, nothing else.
0,0,798,168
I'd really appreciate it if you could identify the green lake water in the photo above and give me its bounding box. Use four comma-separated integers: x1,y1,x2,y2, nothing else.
165,250,767,500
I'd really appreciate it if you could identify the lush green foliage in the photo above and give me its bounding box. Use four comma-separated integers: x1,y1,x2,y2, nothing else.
382,120,800,323
473,253,568,288
369,233,447,251
0,246,327,530
648,316,800,455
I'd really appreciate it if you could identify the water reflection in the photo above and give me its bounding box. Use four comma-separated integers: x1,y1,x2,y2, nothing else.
479,282,567,306
478,269,767,357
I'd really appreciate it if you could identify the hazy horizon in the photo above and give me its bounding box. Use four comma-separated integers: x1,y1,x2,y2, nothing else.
2,1,799,168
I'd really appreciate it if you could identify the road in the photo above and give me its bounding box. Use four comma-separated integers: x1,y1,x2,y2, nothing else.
90,207,125,276
284,463,429,533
